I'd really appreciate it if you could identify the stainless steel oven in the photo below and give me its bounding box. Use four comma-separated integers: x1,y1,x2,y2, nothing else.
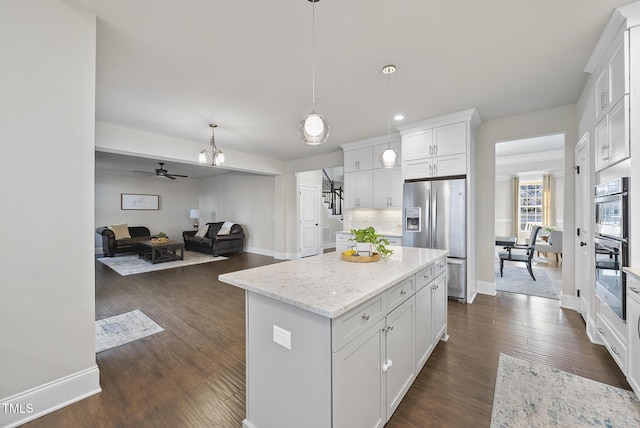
595,235,627,320
595,177,628,241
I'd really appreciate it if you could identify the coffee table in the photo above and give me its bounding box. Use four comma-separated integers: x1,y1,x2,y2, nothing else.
138,240,184,264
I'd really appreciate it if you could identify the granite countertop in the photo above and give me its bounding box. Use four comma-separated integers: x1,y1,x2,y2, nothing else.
623,266,640,280
219,246,448,318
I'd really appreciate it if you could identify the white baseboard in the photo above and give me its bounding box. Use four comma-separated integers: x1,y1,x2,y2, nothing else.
560,294,580,312
476,280,497,296
0,366,101,428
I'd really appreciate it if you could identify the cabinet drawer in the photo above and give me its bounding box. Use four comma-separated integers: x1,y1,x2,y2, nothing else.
415,264,435,291
387,277,415,312
597,314,627,373
434,257,447,277
336,233,352,243
332,294,386,351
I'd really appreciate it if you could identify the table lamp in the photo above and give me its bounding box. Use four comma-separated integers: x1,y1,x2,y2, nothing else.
189,209,200,230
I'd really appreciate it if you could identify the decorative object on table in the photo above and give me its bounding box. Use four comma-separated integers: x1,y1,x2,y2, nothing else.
95,309,164,353
121,193,159,210
151,232,169,244
189,208,201,230
348,226,393,258
379,64,398,168
199,123,225,166
97,251,228,276
299,0,329,145
341,249,381,263
491,353,640,428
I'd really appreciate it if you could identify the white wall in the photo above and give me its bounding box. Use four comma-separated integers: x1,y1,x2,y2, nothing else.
95,171,200,251
476,104,577,297
494,178,512,237
200,172,276,256
0,1,99,425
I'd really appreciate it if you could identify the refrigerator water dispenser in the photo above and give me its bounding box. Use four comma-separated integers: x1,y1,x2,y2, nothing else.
405,207,421,232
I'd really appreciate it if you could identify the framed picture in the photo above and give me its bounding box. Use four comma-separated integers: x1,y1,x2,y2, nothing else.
121,193,159,210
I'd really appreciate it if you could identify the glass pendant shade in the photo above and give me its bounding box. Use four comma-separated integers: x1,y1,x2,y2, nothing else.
198,150,208,164
380,146,398,168
199,123,224,166
300,112,329,145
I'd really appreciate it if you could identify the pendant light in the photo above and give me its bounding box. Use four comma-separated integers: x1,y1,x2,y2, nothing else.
380,65,398,168
199,123,225,166
299,0,329,145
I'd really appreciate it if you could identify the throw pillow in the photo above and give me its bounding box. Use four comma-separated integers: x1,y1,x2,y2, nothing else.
217,221,235,235
109,223,131,240
195,224,209,238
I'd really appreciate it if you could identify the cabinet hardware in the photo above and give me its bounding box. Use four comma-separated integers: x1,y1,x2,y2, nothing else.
630,286,640,294
400,289,407,296
637,316,639,341
429,145,433,156
382,359,393,372
581,242,587,247
434,145,437,156
362,314,370,321
597,327,605,336
611,346,619,356
433,165,437,176
601,91,609,110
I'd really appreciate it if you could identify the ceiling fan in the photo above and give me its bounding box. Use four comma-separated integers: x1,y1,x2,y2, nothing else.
137,162,188,180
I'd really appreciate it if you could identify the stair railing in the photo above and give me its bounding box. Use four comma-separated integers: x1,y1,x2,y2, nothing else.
322,169,343,216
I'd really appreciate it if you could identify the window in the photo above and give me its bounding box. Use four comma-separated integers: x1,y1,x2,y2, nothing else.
519,181,542,231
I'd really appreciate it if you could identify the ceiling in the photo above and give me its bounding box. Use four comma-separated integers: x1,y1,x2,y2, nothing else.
68,0,629,175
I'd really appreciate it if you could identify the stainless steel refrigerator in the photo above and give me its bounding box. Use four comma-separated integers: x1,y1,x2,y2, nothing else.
403,179,467,301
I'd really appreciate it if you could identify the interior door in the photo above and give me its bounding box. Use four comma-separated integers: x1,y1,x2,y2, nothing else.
575,133,591,322
300,184,319,258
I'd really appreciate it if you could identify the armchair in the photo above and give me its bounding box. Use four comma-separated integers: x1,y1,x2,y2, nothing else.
499,225,541,281
535,230,563,263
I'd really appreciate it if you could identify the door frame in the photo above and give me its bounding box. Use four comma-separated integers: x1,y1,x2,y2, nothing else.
299,184,320,258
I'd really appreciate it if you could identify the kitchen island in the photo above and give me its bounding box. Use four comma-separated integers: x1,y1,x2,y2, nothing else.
219,246,449,428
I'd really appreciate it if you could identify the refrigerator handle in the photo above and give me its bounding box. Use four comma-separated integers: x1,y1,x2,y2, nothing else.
431,188,437,248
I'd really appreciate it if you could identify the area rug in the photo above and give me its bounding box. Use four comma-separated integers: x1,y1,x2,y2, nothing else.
491,353,640,427
95,309,164,353
97,251,227,276
494,263,559,300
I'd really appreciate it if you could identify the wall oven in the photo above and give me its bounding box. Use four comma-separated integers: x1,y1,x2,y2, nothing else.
594,177,629,320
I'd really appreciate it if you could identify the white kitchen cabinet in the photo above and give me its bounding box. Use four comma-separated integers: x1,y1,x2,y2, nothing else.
595,30,628,123
415,263,447,372
403,153,466,180
344,147,373,173
373,167,403,208
344,170,373,209
596,295,627,373
336,232,352,253
432,122,467,157
627,275,640,397
595,95,630,172
401,129,432,161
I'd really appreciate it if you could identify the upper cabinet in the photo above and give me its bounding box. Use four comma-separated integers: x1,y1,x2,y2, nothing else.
342,135,402,209
595,30,629,124
399,110,480,181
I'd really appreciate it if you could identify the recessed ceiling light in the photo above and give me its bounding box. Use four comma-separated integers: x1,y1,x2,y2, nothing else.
394,114,405,121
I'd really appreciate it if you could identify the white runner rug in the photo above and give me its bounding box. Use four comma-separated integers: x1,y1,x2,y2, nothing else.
96,309,164,353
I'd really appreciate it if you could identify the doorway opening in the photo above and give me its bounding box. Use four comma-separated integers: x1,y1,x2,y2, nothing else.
494,133,565,300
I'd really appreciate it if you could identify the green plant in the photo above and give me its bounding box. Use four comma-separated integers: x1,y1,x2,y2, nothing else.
544,226,555,233
349,227,394,258
155,232,167,238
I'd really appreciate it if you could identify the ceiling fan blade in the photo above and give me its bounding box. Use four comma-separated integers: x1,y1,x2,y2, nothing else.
170,174,188,178
165,174,177,180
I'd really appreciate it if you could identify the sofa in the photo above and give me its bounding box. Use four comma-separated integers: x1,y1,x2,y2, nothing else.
183,222,245,256
96,225,151,257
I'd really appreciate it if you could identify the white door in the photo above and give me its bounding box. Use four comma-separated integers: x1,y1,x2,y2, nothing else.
300,185,319,258
575,133,591,322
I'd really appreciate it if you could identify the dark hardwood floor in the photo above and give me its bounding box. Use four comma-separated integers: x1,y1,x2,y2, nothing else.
23,252,629,427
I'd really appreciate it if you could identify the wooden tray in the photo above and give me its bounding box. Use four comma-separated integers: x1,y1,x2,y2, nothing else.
341,252,381,263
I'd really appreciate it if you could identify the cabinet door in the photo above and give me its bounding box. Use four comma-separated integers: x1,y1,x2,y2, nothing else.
344,147,373,172
385,296,415,420
432,153,466,177
608,95,629,167
403,158,433,181
609,31,628,108
432,273,447,343
433,122,466,157
627,286,640,395
373,169,390,208
333,319,385,428
358,170,373,208
415,283,434,371
387,168,403,208
402,130,432,160
344,172,359,209
595,67,609,122
594,116,609,172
